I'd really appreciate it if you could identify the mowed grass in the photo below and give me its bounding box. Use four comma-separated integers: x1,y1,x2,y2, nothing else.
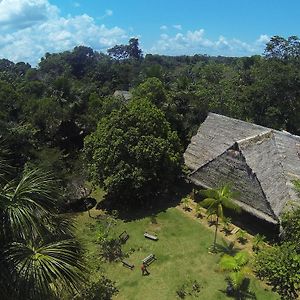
74,207,280,300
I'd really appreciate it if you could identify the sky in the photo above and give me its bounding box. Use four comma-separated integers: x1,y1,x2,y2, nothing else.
0,0,300,66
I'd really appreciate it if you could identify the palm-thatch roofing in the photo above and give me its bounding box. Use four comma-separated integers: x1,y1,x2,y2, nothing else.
184,112,300,224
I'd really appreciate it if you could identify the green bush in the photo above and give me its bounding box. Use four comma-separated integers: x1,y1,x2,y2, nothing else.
254,243,300,299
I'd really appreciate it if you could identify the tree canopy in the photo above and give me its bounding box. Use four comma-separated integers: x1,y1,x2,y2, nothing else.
107,38,143,60
84,98,181,206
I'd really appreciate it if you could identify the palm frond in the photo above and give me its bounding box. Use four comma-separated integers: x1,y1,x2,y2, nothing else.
42,215,75,242
0,169,59,239
12,169,58,211
221,184,231,196
222,197,241,212
5,239,86,299
220,251,248,272
200,198,217,208
234,251,249,267
228,271,245,290
199,188,219,199
220,254,239,272
0,159,13,184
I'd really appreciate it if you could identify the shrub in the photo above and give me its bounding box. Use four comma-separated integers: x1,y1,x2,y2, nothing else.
252,234,266,252
175,280,201,299
254,243,300,299
236,230,247,244
74,276,118,300
222,217,233,235
181,196,191,211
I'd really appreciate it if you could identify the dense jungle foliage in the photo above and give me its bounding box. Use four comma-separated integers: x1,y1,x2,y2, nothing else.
1,36,300,191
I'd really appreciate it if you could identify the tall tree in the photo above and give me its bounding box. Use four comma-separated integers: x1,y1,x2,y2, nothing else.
84,98,181,206
108,38,143,60
264,35,300,60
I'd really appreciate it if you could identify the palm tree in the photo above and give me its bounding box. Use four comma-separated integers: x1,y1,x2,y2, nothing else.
0,168,86,299
6,239,85,299
200,185,240,252
219,251,249,273
219,251,254,299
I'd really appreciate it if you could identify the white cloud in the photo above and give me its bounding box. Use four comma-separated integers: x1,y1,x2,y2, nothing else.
98,8,113,19
0,0,58,31
256,34,270,45
150,29,267,57
73,2,80,8
173,24,182,30
0,2,127,65
160,25,168,31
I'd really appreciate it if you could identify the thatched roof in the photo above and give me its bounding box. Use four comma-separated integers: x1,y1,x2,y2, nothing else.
184,113,300,224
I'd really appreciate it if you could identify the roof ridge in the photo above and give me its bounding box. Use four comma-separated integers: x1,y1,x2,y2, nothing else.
208,112,300,141
272,131,294,204
235,141,278,220
239,134,287,218
189,143,235,176
208,112,269,131
237,130,273,148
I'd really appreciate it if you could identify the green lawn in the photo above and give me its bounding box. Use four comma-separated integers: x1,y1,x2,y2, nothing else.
74,207,280,300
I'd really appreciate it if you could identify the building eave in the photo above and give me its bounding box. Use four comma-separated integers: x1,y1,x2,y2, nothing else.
188,176,279,225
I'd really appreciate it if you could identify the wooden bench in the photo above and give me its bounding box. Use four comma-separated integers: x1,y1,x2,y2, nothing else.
119,231,129,243
121,260,134,270
144,232,158,241
142,254,156,266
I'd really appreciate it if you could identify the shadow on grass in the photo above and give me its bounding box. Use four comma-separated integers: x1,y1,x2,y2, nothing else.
215,241,241,256
220,278,257,300
95,179,192,222
61,197,97,213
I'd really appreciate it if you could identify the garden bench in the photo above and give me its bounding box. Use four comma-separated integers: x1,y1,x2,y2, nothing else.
119,231,129,243
121,260,134,270
144,232,158,241
142,254,156,266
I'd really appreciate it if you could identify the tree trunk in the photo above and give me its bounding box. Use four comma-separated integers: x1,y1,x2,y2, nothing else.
213,216,219,251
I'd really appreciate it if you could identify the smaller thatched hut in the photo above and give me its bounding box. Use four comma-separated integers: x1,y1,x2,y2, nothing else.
184,113,300,225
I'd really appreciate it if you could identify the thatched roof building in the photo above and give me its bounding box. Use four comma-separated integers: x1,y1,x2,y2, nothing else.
184,113,300,224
